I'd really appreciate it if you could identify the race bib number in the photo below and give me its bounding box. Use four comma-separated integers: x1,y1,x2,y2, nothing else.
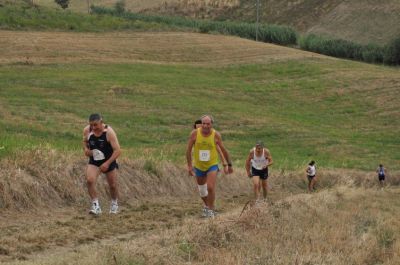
199,150,210,162
92,149,105,161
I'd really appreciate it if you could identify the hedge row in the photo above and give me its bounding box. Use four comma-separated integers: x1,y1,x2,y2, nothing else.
91,6,297,46
299,34,400,65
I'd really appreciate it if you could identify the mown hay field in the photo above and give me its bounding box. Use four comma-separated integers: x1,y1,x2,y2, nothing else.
0,29,399,264
0,30,399,169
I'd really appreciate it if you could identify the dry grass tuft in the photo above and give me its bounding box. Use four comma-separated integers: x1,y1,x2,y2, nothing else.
1,147,400,264
0,146,249,211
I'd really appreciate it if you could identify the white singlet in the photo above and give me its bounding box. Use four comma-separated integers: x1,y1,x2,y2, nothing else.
251,148,268,170
307,165,316,176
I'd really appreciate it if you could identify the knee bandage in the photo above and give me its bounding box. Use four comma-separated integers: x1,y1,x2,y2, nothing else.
198,184,208,197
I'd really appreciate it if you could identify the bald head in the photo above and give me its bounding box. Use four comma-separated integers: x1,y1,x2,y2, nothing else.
201,115,214,124
200,115,213,134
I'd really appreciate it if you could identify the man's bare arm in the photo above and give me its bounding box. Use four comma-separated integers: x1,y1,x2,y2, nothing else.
245,150,253,177
265,148,273,167
215,131,233,173
106,127,121,164
82,126,91,157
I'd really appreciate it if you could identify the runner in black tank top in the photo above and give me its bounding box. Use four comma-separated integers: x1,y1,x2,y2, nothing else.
88,125,118,171
83,114,121,215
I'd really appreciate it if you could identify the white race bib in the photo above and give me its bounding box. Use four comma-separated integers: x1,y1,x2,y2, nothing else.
199,150,210,162
92,149,105,161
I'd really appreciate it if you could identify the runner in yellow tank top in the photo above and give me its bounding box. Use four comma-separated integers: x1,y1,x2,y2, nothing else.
186,115,234,218
193,119,229,174
193,128,219,171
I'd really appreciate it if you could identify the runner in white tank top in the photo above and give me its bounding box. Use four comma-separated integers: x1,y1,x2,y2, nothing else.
245,141,273,203
306,160,317,192
251,148,268,170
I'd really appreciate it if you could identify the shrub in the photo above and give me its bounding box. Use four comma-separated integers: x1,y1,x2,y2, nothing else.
362,43,384,64
114,0,125,15
299,34,393,65
54,0,69,9
383,36,400,65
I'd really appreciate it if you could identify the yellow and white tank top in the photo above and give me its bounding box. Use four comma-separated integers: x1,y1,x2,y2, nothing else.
194,128,218,171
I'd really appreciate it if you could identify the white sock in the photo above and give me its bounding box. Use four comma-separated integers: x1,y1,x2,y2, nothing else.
111,199,118,205
92,199,99,206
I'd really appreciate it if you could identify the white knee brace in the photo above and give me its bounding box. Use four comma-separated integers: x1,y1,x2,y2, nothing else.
198,184,208,197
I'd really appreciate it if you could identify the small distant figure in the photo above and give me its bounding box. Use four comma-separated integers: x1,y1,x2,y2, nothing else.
306,160,317,192
376,164,386,187
245,141,273,203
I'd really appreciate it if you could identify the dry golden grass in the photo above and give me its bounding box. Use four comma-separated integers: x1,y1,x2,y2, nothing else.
1,148,400,264
7,185,400,264
0,30,326,66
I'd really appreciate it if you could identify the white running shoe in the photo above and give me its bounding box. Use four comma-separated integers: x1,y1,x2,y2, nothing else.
207,209,215,218
201,206,209,218
89,203,102,215
109,203,119,214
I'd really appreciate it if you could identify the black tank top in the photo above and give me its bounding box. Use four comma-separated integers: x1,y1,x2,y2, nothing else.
88,125,114,164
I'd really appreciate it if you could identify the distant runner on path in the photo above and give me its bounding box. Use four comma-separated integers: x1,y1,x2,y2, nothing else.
306,160,317,192
186,115,233,218
376,164,386,187
82,113,121,215
245,141,273,203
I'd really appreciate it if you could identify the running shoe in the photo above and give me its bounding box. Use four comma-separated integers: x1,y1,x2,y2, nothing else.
89,203,102,215
109,202,119,214
201,206,209,218
207,209,215,218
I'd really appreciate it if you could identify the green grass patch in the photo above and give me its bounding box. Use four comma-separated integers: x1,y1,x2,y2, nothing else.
0,59,398,170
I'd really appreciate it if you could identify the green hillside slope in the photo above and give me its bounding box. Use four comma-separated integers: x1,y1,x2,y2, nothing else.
0,31,399,170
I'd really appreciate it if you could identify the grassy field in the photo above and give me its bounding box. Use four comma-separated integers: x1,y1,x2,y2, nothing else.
0,16,399,265
0,31,399,170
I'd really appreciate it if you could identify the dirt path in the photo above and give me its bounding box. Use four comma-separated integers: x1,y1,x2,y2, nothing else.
0,189,295,263
0,195,246,263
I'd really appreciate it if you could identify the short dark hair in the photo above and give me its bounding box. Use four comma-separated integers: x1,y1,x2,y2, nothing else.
309,160,315,166
89,113,102,122
255,141,264,147
194,119,202,129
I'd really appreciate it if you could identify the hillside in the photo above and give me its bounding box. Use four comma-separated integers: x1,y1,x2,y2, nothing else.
0,3,400,260
32,0,400,44
106,0,400,45
1,148,400,264
35,0,179,13
1,30,399,169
